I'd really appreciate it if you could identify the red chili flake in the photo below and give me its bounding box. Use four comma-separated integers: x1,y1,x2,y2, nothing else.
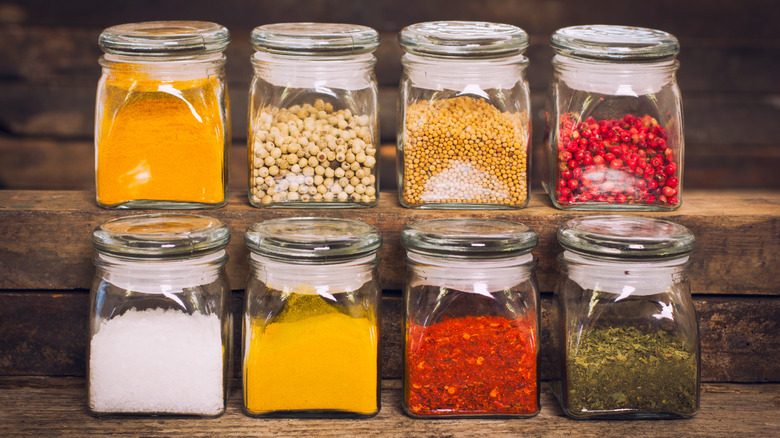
405,315,538,416
554,113,680,208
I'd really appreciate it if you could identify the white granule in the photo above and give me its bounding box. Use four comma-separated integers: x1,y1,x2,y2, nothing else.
89,308,224,415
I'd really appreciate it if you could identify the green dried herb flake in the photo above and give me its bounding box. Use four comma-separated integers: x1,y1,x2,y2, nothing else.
566,326,697,415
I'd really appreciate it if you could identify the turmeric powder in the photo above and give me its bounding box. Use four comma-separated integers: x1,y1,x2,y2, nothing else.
243,292,379,416
95,70,229,207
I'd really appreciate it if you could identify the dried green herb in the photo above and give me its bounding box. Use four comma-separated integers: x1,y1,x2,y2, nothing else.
566,326,697,416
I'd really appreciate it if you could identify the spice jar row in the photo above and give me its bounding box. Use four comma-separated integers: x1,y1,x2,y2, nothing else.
94,21,685,211
87,213,699,420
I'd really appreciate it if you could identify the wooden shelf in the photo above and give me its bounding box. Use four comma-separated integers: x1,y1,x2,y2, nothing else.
0,378,778,437
0,189,779,384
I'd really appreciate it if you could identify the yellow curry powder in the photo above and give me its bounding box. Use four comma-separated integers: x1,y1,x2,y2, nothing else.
96,72,227,206
244,293,378,414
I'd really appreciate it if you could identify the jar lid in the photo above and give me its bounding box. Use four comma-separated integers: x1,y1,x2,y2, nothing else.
550,25,679,61
399,21,529,58
92,214,230,259
401,218,537,259
245,217,381,263
250,23,379,55
98,21,230,57
558,215,694,260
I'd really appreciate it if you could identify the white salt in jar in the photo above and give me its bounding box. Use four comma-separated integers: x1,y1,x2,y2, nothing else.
88,214,231,416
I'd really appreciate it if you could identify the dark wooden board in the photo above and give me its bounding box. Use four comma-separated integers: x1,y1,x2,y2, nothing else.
1,190,778,294
0,378,777,437
1,291,777,382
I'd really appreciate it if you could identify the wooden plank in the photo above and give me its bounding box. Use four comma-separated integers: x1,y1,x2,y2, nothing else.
3,26,777,93
0,378,777,436
0,190,778,294
3,0,778,40
1,292,777,382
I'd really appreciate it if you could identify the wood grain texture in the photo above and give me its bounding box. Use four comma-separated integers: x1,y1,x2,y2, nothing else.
1,190,778,294
0,378,777,437
1,292,777,382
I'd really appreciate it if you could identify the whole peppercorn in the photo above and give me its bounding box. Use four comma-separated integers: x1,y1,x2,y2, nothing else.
249,99,378,207
401,95,529,207
553,113,680,209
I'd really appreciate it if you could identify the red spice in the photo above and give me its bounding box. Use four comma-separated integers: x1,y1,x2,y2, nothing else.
554,113,680,208
405,315,538,416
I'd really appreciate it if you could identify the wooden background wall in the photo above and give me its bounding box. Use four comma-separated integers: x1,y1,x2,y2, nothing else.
0,0,778,191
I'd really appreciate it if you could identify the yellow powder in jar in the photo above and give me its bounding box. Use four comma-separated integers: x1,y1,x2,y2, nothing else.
96,73,227,206
244,295,378,415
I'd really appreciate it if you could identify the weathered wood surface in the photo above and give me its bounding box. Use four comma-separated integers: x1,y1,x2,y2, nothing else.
1,292,777,382
1,0,779,191
1,190,778,295
0,378,777,437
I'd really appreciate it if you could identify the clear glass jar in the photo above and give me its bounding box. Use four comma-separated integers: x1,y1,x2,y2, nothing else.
401,218,540,418
243,217,382,417
248,23,380,208
552,215,699,419
95,21,231,209
543,25,683,210
87,214,231,417
397,21,531,209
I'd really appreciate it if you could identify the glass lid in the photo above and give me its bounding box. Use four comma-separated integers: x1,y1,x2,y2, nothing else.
550,25,679,61
399,21,529,58
558,215,694,260
92,214,230,259
99,21,230,56
245,217,381,263
250,23,379,55
401,218,537,259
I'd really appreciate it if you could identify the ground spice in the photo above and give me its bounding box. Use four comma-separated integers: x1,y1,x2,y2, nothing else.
406,315,538,416
96,73,227,206
244,293,378,415
566,326,698,416
402,95,528,207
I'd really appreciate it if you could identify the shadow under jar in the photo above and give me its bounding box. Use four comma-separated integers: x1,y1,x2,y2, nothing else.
248,23,380,208
95,21,231,209
242,217,382,417
552,215,700,419
401,218,540,418
88,214,232,417
397,21,532,209
543,25,684,210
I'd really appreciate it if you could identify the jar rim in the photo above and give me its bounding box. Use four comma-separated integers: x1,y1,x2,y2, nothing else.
550,25,679,61
399,21,529,58
558,215,694,260
91,214,231,259
244,217,381,263
401,218,537,259
250,22,379,55
98,21,230,57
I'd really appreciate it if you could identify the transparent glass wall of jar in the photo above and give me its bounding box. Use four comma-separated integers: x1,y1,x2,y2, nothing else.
88,214,232,416
551,216,700,419
397,21,532,209
243,217,382,417
401,218,540,417
543,25,683,210
95,21,230,209
248,23,380,208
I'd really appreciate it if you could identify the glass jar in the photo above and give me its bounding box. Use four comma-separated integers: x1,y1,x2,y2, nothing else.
397,21,531,209
87,214,231,416
95,21,231,209
243,217,382,417
248,23,380,208
401,218,540,417
543,25,683,210
552,215,699,419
